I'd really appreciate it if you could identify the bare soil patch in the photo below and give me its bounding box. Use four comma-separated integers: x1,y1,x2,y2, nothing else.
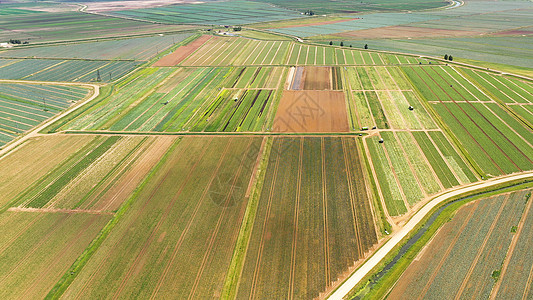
336,25,481,39
273,90,349,132
290,66,333,90
492,28,533,36
153,35,211,66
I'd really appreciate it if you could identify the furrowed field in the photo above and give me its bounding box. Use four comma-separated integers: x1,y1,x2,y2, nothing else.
0,83,90,146
389,189,533,299
236,137,380,298
59,136,263,299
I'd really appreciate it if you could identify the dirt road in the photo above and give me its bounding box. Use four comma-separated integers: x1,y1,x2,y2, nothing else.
328,170,533,300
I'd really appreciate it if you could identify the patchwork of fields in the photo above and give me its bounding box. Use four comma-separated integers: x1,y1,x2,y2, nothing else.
172,36,433,66
390,189,533,299
0,6,532,298
0,33,193,61
107,0,304,25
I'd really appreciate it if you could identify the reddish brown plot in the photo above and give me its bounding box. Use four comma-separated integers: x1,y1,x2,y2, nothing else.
153,35,211,66
336,25,481,39
273,90,349,132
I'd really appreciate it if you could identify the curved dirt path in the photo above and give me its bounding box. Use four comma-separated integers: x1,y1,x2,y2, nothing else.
0,80,99,158
328,170,533,300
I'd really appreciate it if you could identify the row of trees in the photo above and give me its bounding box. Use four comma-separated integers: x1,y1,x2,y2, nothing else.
329,41,368,49
444,54,453,61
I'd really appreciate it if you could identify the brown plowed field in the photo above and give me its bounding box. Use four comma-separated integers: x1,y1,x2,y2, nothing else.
336,25,480,39
303,66,332,90
153,35,211,66
273,90,349,132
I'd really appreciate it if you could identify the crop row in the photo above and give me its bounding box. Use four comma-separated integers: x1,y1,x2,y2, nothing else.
462,68,532,104
237,137,378,298
366,135,407,216
108,0,303,25
1,33,192,61
0,83,89,145
0,59,140,82
59,136,263,299
192,89,274,132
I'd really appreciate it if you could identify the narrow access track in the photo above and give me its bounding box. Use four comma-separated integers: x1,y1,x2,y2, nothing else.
0,79,100,158
328,170,533,300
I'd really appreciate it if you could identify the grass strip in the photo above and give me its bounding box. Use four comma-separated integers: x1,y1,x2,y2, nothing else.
221,137,273,299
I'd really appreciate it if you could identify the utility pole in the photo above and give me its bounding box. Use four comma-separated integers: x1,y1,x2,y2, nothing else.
96,69,101,82
42,97,48,111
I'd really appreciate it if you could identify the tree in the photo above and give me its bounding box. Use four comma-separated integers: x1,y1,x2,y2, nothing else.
233,26,242,31
448,55,453,61
444,54,448,60
340,41,344,47
329,41,333,45
350,45,352,48
364,44,368,49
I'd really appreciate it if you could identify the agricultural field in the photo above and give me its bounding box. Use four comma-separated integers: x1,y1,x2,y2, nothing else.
176,36,432,66
0,83,90,147
0,59,142,82
106,0,304,25
0,33,193,61
344,66,438,130
0,211,112,299
0,10,196,43
389,189,533,299
403,65,533,177
54,66,284,132
235,137,379,299
58,136,263,299
8,136,174,211
251,0,450,14
273,90,349,133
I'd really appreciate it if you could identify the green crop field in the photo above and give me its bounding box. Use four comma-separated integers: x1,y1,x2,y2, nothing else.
108,0,304,25
389,189,532,299
0,1,532,299
0,59,142,82
58,136,263,299
1,33,193,61
0,83,90,146
54,66,283,133
236,137,379,298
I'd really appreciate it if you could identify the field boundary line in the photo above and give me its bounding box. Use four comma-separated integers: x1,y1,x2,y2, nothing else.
328,171,533,300
321,138,331,285
423,131,465,185
249,139,281,299
288,138,304,299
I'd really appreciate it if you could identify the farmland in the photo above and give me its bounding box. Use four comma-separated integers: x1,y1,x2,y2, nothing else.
235,137,380,299
107,0,304,25
389,189,533,299
0,59,142,82
176,36,433,66
0,83,90,146
54,67,284,132
0,211,111,299
0,1,532,299
1,33,193,61
58,136,263,299
0,10,196,43
403,65,533,177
